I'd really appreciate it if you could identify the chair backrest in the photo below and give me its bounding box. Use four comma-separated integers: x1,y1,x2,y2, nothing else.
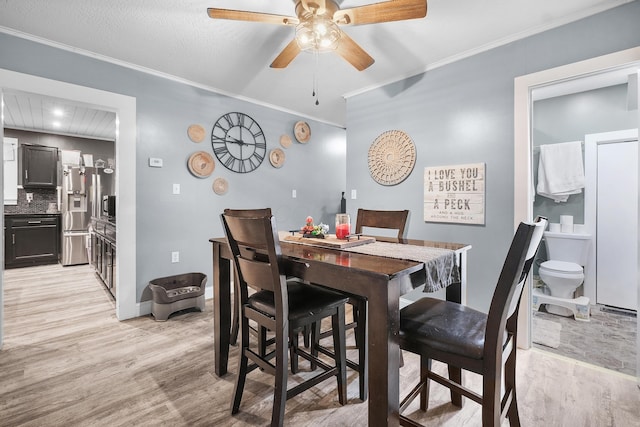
485,216,547,355
221,209,288,318
355,208,409,239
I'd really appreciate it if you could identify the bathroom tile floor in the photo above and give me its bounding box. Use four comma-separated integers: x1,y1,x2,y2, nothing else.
533,304,637,376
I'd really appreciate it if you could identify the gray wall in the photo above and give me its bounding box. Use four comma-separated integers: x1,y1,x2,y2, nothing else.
1,2,639,311
0,32,346,304
532,84,637,225
345,2,640,311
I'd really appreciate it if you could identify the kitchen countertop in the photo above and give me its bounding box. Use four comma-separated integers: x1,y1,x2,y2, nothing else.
4,212,61,216
92,216,116,226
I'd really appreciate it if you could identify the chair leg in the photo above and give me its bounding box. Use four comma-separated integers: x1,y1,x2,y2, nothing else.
419,356,431,411
331,305,347,405
505,347,521,426
255,325,265,357
353,298,368,401
303,324,311,348
289,331,299,374
448,365,464,407
506,391,521,427
310,321,320,371
271,325,289,427
231,315,250,414
482,372,501,427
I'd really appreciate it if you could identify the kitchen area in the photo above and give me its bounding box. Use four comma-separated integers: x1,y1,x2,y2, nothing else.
3,90,117,299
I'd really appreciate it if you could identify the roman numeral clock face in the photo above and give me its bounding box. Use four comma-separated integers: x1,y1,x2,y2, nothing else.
211,112,266,173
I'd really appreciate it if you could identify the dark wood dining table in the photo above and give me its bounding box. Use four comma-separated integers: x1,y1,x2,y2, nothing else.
209,235,471,426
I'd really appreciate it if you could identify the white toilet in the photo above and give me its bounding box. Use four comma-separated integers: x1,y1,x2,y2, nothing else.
537,231,591,318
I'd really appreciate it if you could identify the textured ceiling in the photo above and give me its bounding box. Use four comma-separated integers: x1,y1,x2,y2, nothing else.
0,0,634,132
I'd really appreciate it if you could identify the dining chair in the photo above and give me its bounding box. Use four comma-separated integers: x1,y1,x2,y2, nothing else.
221,209,348,426
396,216,547,427
315,208,410,401
228,208,272,346
354,208,409,240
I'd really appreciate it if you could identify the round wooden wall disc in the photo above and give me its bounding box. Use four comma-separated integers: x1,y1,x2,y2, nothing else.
187,151,215,178
212,177,228,195
294,121,311,143
187,124,206,143
280,134,292,148
269,148,285,168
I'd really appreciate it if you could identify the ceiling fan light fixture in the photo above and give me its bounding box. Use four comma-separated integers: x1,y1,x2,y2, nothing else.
295,17,340,52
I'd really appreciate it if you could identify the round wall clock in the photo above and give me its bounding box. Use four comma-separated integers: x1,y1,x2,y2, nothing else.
294,121,311,143
211,112,266,173
187,151,215,178
368,130,416,186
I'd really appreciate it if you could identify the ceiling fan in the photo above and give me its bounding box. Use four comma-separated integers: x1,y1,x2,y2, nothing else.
207,0,427,71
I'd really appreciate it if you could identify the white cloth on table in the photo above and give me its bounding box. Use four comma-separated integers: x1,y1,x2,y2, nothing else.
536,141,584,203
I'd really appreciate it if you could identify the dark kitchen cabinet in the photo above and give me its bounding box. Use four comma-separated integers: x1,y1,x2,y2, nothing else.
90,217,116,299
22,145,58,188
5,214,60,268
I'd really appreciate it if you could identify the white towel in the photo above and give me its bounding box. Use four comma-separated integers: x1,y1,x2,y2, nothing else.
536,141,584,203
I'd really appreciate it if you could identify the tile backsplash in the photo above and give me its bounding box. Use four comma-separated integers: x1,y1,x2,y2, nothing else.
4,188,58,214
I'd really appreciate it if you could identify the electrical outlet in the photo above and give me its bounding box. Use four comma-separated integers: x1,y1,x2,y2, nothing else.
292,189,297,198
351,189,357,199
171,251,179,263
173,184,180,195
26,193,34,203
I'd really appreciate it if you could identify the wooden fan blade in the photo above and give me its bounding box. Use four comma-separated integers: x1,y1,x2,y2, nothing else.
335,0,427,26
207,8,298,26
270,39,302,68
334,32,375,71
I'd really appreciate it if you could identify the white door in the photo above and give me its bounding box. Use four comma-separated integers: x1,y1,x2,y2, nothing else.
596,140,639,311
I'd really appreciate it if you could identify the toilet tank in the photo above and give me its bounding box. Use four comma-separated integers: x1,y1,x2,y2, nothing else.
543,231,591,265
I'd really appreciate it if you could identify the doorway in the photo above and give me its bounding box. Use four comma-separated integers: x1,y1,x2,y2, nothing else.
514,46,640,382
0,69,137,348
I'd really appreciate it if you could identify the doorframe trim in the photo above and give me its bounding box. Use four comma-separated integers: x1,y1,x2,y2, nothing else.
0,68,137,331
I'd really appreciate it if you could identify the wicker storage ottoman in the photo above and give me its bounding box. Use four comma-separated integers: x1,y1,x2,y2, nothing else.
148,272,207,321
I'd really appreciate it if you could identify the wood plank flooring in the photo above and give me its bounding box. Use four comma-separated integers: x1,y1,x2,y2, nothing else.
1,264,639,426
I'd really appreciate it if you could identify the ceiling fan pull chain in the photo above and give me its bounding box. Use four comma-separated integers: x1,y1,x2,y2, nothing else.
313,50,320,105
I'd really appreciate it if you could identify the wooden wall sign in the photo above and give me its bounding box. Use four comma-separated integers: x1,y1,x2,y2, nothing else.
424,162,485,225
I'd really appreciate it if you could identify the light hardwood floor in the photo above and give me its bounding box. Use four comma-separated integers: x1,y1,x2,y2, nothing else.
1,264,639,426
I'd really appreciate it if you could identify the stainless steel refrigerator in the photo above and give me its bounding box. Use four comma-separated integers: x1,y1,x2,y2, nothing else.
91,163,115,218
61,166,93,266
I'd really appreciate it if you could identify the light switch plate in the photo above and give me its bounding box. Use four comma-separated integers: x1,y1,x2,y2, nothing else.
149,157,163,167
173,184,180,194
351,189,357,199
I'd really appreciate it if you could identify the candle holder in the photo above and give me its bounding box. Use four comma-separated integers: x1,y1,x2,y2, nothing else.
335,213,351,240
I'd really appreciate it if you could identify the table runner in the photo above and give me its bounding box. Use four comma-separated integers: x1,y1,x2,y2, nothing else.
342,241,460,292
278,231,460,292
